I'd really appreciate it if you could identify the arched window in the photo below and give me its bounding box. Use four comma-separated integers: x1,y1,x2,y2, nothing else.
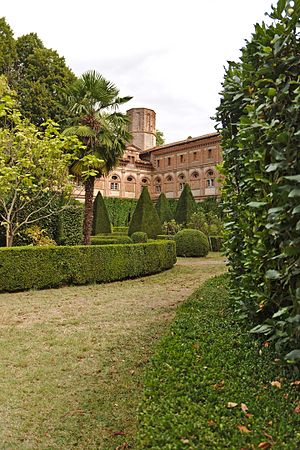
166,175,173,182
206,169,215,188
127,176,135,182
191,171,199,179
178,173,185,180
141,177,150,185
110,174,120,191
154,177,161,193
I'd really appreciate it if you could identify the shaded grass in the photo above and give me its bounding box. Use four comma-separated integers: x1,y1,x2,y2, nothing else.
0,255,226,449
137,275,300,449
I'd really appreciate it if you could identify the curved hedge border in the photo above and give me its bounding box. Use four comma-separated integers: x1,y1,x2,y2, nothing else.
0,241,176,292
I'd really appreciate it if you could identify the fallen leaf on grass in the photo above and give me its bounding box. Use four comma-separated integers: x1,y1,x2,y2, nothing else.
293,404,300,414
270,380,281,388
212,380,225,390
241,403,248,412
245,413,253,418
207,419,217,427
180,438,190,444
263,431,274,441
258,442,272,449
291,380,300,386
227,402,238,408
112,431,126,436
237,425,252,433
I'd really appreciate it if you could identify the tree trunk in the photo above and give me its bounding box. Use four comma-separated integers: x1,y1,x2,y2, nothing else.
6,223,14,247
83,177,95,245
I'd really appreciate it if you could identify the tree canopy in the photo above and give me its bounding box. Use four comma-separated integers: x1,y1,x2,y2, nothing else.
0,18,76,127
0,76,81,246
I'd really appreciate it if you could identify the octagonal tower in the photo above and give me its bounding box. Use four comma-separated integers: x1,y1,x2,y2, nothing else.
127,108,156,151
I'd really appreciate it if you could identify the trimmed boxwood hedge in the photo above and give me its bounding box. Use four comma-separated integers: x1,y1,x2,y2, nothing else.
0,241,176,292
175,229,209,257
91,236,132,245
131,232,148,243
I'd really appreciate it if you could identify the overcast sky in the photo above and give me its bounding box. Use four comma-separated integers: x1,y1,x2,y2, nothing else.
2,0,273,143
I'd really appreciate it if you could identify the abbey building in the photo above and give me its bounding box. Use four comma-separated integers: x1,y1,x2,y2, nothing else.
73,108,222,202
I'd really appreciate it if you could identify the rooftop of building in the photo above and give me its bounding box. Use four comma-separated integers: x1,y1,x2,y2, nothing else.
140,132,220,154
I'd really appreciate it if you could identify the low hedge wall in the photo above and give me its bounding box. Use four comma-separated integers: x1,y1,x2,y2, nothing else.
0,241,176,292
91,236,132,245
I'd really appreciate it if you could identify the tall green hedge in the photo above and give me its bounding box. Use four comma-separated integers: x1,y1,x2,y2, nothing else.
56,204,83,245
175,183,197,226
155,193,173,223
92,191,112,234
128,187,162,238
0,241,176,292
215,0,300,362
104,197,137,227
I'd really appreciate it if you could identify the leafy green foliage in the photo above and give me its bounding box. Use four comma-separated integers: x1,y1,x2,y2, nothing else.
162,219,182,235
26,225,57,246
56,204,83,246
92,191,112,234
175,184,197,226
137,275,300,449
174,229,209,257
0,78,81,246
155,129,165,146
155,193,173,223
128,187,162,239
91,235,132,245
105,198,137,227
0,18,76,127
209,236,224,252
215,0,300,362
131,232,148,243
0,241,176,292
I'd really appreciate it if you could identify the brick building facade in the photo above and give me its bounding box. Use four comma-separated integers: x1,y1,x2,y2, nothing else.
73,107,222,202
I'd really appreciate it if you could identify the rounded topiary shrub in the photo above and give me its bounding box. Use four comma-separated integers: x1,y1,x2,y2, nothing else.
131,231,148,243
175,229,209,257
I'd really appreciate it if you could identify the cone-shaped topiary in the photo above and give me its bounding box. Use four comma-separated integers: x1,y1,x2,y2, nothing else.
175,183,197,226
155,193,173,224
92,191,112,235
128,187,162,238
174,229,209,257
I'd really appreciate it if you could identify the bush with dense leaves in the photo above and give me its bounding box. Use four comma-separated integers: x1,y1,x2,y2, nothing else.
174,229,209,257
155,193,173,223
91,235,132,245
215,0,300,363
56,204,83,246
131,232,148,243
174,183,197,226
104,198,137,227
128,187,162,239
0,241,176,292
92,191,111,235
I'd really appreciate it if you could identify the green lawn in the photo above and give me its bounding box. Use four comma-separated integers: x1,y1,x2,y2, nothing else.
0,254,226,449
136,275,300,449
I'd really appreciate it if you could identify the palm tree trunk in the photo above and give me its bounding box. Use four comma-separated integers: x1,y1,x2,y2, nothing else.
83,177,95,245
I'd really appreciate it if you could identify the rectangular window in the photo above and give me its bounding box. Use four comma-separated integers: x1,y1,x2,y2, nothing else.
155,185,161,193
207,179,214,188
193,152,197,161
208,149,212,159
111,182,119,190
167,157,171,166
180,155,184,163
157,159,160,168
179,182,185,191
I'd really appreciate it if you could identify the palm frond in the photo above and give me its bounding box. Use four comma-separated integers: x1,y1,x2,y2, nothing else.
62,125,96,138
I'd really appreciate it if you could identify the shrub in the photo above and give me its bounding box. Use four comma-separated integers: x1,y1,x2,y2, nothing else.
174,229,209,257
155,193,173,223
162,219,182,235
215,0,300,362
156,235,175,241
56,204,83,246
128,187,162,239
91,235,132,245
0,241,176,292
131,232,148,243
208,236,223,252
113,226,129,233
174,183,197,225
92,191,112,234
26,226,56,246
104,198,137,227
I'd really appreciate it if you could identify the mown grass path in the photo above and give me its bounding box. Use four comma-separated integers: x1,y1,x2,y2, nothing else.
0,254,226,450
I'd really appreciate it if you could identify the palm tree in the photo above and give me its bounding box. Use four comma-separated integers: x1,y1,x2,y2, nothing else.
64,70,132,244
